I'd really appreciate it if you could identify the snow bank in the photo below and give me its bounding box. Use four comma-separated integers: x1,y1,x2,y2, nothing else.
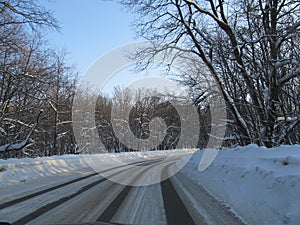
0,149,195,187
0,155,92,187
1,145,299,224
179,144,300,225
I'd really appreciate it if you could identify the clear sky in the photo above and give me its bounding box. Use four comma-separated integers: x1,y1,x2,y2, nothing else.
42,0,138,75
41,0,173,96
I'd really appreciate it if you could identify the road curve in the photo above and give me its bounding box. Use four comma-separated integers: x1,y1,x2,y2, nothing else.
0,157,245,225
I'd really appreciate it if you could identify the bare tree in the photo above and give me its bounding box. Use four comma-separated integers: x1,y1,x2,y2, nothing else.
0,1,77,158
0,110,42,153
119,0,300,147
95,87,197,152
0,0,59,31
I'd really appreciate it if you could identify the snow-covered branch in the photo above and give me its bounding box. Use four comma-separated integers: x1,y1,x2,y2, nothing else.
279,67,300,85
0,110,43,153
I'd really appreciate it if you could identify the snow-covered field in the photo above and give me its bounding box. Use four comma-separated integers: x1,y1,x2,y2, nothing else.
1,145,300,225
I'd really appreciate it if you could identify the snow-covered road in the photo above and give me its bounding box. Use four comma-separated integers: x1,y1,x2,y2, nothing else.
0,152,243,225
1,145,300,225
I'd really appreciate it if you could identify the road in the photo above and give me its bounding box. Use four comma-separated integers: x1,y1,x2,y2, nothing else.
0,157,245,225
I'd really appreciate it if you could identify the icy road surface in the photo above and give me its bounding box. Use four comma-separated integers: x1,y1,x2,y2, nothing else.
0,150,244,225
1,145,300,225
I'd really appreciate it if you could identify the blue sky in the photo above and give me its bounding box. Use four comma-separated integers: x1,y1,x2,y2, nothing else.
42,0,138,75
41,0,174,96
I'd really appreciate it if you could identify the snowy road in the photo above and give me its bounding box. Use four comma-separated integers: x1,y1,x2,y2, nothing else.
0,156,244,225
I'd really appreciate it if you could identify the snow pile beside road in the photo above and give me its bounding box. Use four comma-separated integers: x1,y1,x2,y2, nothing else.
0,149,195,187
1,145,299,225
179,144,300,225
0,155,91,187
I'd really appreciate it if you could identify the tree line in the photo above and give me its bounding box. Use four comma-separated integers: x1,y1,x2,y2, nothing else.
1,0,299,158
0,0,77,158
118,0,300,147
93,87,206,153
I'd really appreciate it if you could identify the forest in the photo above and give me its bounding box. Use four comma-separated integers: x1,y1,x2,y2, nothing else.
0,0,299,158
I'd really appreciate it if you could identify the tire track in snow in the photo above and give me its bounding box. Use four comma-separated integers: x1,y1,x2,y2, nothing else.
168,172,246,225
0,172,98,210
12,176,108,225
10,158,164,225
96,159,167,223
161,165,196,225
0,158,163,211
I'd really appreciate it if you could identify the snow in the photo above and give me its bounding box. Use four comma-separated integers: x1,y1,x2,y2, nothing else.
0,155,90,187
1,145,300,225
178,144,300,225
112,184,167,225
0,149,195,188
